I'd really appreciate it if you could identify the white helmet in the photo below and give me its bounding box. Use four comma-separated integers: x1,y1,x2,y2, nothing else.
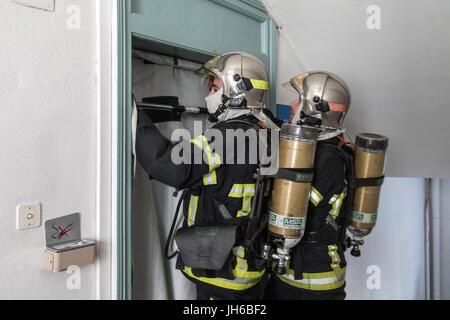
285,71,351,140
199,52,270,122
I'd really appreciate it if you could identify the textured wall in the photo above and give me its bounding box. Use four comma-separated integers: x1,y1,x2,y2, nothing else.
0,0,97,299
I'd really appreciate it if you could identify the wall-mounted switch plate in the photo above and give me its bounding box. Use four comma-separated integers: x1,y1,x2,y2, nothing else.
17,203,42,230
11,0,55,12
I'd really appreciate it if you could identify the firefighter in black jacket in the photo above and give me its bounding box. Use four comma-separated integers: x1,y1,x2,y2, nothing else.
264,71,353,300
136,52,278,300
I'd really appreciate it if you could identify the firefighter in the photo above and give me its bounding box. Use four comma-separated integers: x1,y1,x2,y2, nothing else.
136,52,276,300
264,71,353,300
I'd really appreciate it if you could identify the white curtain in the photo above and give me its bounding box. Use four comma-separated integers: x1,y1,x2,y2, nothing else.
132,50,211,300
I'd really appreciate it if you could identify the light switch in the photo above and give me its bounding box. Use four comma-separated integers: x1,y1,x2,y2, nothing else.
11,0,55,12
17,203,42,230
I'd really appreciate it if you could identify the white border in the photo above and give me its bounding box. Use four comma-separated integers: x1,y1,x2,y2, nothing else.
95,0,118,300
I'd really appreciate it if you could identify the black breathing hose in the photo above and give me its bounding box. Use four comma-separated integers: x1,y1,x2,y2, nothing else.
164,192,185,260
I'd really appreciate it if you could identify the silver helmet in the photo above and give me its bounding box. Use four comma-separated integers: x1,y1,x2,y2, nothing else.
285,71,351,139
199,52,269,109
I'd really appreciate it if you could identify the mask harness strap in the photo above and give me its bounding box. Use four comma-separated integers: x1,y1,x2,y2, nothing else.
209,101,228,123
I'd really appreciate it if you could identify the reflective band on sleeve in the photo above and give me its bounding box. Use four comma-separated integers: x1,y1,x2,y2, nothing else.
269,212,306,230
187,195,199,227
191,135,222,173
250,79,269,91
310,186,323,207
277,268,346,291
352,211,378,224
203,170,218,186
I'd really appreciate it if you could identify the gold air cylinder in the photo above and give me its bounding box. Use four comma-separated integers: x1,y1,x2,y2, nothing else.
350,133,389,238
269,124,319,241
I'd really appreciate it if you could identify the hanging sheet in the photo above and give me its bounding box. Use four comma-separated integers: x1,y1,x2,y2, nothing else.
132,50,211,300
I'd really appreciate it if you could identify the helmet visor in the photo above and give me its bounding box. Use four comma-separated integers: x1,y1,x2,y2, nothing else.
281,81,299,94
196,54,225,76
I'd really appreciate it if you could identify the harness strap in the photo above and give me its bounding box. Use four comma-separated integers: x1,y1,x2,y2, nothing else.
269,168,314,183
351,176,385,188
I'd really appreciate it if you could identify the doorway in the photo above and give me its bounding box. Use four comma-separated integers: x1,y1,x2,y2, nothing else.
116,0,277,300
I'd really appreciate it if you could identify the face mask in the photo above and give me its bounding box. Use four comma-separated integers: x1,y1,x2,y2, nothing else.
205,88,224,115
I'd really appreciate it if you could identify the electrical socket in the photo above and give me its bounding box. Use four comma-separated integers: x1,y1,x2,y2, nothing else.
17,203,42,230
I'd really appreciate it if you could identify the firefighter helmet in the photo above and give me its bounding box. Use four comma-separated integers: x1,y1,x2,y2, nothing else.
285,71,351,139
199,52,269,109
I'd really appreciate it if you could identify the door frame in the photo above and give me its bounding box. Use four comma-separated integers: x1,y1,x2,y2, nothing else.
95,0,118,300
115,0,278,300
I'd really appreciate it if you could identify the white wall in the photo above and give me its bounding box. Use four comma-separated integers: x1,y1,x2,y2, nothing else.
346,178,426,300
265,0,450,178
0,0,98,299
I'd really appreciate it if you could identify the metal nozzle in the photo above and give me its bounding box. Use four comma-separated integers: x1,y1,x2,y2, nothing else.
346,237,365,258
271,248,291,276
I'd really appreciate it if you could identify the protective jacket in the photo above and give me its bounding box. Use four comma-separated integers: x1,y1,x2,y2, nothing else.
136,111,267,292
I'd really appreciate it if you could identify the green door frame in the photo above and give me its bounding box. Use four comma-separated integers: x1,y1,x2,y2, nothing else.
116,0,278,300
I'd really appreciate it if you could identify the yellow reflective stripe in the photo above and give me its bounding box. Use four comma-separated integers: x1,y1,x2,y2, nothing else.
191,135,221,186
187,195,199,227
228,184,255,217
233,246,247,272
277,268,346,291
183,267,263,291
228,184,256,198
231,246,265,279
310,186,323,207
183,246,265,290
234,268,266,279
237,196,252,217
329,188,347,219
203,170,217,186
250,79,269,91
190,137,203,149
328,245,342,272
190,135,222,172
